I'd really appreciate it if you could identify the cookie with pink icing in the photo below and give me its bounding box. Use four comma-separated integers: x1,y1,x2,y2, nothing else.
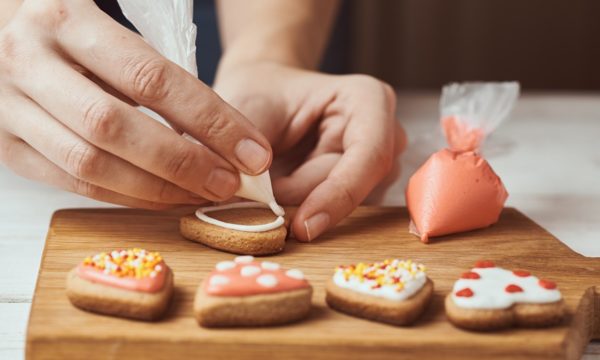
66,248,174,321
445,260,566,330
194,256,312,327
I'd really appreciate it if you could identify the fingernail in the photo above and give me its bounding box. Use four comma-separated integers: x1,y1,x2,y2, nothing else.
304,212,330,241
235,138,270,173
205,168,238,199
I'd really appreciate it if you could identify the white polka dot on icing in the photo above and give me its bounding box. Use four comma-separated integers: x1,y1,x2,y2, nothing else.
256,274,278,287
240,265,261,277
234,255,254,264
215,261,236,271
261,261,280,271
209,274,230,286
285,269,304,280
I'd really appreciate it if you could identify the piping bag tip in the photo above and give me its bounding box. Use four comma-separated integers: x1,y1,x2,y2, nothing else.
235,171,285,216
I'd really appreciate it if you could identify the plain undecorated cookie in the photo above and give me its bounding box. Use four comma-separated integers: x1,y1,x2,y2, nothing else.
180,207,288,255
326,278,434,326
66,267,174,321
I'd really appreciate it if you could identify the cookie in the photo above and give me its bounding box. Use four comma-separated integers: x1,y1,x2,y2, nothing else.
325,259,433,325
66,248,174,321
194,256,312,327
180,202,288,255
445,260,566,331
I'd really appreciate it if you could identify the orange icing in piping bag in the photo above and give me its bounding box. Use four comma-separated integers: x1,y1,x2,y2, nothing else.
406,149,508,242
406,82,519,243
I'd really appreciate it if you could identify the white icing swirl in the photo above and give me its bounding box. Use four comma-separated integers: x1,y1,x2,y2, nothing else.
451,267,562,309
195,202,284,232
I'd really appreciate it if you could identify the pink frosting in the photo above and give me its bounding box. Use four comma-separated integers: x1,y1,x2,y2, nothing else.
406,148,508,243
204,261,309,296
76,262,167,293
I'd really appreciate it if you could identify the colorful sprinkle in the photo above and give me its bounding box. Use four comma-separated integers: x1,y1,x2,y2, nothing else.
335,259,426,292
81,248,163,279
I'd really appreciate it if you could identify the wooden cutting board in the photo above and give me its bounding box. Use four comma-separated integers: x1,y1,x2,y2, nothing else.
26,207,599,360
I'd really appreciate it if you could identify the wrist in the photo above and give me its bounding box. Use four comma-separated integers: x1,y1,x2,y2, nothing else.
216,44,306,83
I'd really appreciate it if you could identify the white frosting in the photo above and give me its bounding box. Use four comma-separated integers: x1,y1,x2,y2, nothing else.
195,202,285,232
451,267,562,309
215,261,236,271
234,255,254,264
256,274,278,287
209,274,230,286
261,261,280,271
285,269,304,280
240,265,261,277
333,259,427,301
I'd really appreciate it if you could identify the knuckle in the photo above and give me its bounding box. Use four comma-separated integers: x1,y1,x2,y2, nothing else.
64,143,102,180
72,178,101,199
0,138,15,165
123,57,170,102
21,0,71,29
155,180,178,203
200,105,232,139
80,98,121,143
143,201,174,211
345,74,395,100
0,32,16,70
165,145,197,182
345,74,379,88
372,145,395,175
338,183,358,210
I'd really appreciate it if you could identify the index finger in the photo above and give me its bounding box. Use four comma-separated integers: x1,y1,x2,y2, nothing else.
55,2,272,175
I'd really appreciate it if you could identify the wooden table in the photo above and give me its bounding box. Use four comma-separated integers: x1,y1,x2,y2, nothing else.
1,93,599,359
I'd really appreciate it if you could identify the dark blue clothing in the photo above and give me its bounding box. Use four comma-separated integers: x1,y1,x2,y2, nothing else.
95,0,347,85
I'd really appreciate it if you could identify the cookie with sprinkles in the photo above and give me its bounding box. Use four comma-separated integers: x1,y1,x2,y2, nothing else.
445,260,566,330
194,256,312,327
66,248,174,321
325,259,433,326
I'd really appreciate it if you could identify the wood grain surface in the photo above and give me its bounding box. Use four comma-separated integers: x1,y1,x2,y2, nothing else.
26,207,600,360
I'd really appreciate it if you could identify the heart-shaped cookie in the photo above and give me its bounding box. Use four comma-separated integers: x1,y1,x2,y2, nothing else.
445,260,565,330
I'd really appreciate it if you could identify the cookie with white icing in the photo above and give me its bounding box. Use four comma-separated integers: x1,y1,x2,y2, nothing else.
180,202,289,255
66,248,174,321
194,256,312,327
445,260,566,330
325,259,433,326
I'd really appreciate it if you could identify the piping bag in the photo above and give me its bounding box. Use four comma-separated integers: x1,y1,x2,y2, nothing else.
117,0,284,216
406,82,519,243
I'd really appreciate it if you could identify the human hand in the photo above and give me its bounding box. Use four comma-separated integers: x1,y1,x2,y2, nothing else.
214,62,406,241
0,0,272,209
